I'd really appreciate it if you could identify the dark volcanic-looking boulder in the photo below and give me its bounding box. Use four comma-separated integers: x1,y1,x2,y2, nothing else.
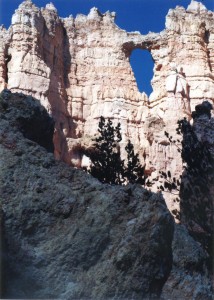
0,92,174,299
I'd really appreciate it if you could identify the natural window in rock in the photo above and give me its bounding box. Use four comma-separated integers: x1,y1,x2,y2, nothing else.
129,49,154,96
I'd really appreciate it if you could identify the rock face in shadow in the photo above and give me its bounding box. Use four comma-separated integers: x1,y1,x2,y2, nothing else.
0,91,174,299
161,102,214,300
0,89,55,152
161,224,213,300
179,102,214,262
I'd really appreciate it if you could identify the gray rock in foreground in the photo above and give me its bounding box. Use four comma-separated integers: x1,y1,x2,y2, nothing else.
0,92,174,299
161,224,213,300
0,92,212,300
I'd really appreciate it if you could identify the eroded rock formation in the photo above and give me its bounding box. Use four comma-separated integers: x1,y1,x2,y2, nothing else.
0,0,213,210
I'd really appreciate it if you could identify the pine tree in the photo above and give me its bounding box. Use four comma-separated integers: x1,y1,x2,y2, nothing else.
89,116,124,185
88,117,147,186
124,140,146,185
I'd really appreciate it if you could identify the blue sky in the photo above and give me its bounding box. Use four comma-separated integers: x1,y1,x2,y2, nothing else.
0,0,213,95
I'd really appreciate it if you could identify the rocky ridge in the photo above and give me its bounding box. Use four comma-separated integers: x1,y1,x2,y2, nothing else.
0,91,174,299
0,91,213,299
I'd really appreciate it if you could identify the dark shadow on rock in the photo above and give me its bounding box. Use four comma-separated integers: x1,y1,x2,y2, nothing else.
179,101,214,268
160,101,214,299
37,15,74,161
0,89,55,153
161,223,213,299
0,209,6,298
